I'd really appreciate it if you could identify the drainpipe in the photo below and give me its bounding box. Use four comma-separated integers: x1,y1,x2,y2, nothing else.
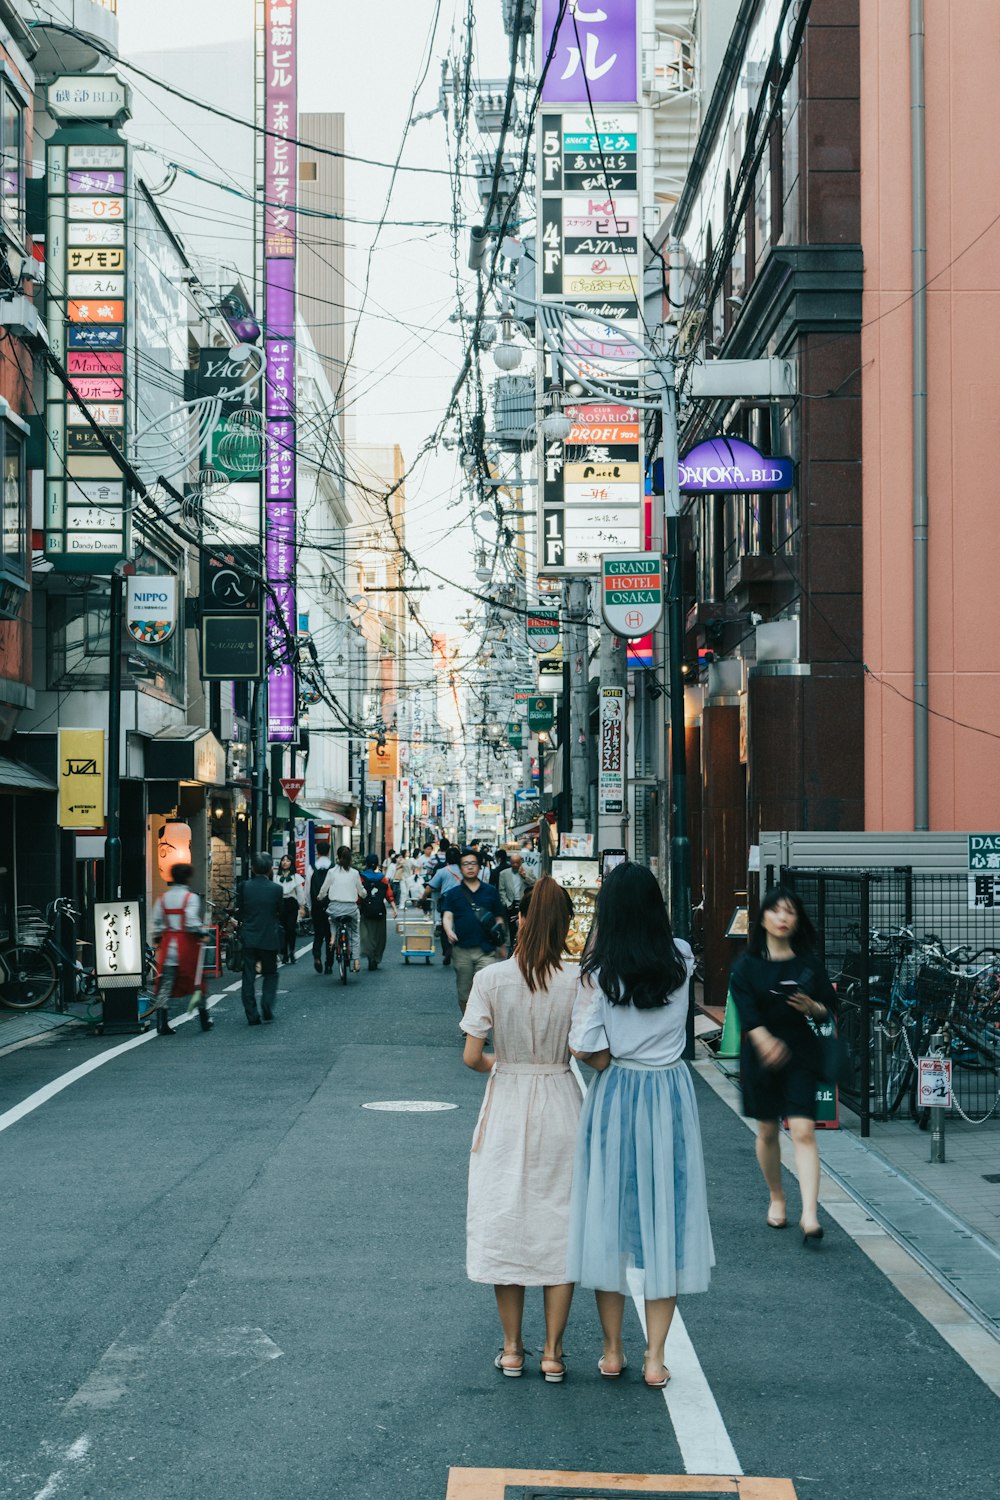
911,0,929,829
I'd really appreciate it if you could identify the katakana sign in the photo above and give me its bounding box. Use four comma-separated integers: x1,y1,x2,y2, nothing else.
45,88,131,570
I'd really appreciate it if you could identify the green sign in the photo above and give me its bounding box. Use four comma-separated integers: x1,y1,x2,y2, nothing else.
526,608,560,654
527,695,554,732
968,834,1000,871
507,724,522,750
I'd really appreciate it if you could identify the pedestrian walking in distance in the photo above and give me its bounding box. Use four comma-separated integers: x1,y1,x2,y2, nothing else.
276,853,305,964
359,854,397,971
150,862,213,1035
309,841,333,973
498,850,536,950
728,886,838,1244
426,844,461,965
236,852,285,1025
317,846,365,974
568,862,714,1389
439,847,507,1017
462,876,580,1382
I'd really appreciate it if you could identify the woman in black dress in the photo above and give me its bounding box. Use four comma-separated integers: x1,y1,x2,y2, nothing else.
729,886,837,1245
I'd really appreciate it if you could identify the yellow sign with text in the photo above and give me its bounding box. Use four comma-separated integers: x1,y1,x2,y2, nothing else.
58,728,105,828
368,734,400,780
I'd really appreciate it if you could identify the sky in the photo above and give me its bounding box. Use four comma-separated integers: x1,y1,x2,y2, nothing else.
117,0,512,632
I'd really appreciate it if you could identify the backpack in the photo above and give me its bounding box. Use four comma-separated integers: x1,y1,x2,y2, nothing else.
360,878,387,919
310,866,329,909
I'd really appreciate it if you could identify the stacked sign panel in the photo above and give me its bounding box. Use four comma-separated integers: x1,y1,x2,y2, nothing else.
537,3,643,575
263,0,298,741
45,110,130,570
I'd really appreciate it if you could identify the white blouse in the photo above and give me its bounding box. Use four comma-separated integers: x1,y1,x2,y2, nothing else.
569,940,694,1067
318,865,365,904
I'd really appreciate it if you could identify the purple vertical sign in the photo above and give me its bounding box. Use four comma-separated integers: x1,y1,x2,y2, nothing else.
540,0,637,105
264,0,297,741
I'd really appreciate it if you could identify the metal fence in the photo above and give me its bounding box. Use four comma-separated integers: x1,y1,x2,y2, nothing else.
772,867,1000,1137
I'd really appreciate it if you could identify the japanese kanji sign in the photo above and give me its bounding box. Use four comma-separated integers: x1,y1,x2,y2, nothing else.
96,901,143,981
45,83,131,570
598,685,624,814
968,834,1000,871
263,0,298,742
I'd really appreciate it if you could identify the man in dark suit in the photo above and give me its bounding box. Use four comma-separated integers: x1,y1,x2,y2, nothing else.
236,852,284,1025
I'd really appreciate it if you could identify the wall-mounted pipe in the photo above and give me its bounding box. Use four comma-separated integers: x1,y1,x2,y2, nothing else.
911,0,929,829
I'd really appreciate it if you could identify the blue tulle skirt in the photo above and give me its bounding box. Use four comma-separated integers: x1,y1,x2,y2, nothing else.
567,1059,715,1298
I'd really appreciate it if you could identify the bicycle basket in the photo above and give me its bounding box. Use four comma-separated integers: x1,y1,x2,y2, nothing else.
914,963,973,1014
15,906,48,948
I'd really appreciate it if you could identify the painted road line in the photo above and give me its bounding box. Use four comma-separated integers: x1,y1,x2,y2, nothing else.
570,1059,742,1477
692,1056,1000,1399
0,980,241,1136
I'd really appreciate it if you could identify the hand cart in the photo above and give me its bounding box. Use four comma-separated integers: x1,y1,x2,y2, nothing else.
397,914,435,965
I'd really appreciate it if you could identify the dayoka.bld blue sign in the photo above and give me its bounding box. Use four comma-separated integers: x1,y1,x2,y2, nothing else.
653,437,794,496
678,437,794,494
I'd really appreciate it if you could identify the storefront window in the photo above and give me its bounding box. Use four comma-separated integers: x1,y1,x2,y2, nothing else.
47,584,112,690
1,84,24,236
1,422,25,581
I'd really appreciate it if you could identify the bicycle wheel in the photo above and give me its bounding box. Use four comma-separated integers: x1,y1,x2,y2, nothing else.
0,945,58,1009
881,1018,914,1117
339,933,348,986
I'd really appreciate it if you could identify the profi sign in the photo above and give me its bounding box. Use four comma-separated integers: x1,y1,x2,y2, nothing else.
601,553,663,637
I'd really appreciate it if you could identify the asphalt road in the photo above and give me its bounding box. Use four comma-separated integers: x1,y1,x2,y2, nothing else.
1,928,998,1499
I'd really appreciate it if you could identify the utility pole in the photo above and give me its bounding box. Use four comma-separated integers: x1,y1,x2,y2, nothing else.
660,361,691,943
104,567,125,899
567,577,590,828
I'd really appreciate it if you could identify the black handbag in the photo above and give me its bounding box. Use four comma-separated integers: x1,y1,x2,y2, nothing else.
819,1032,851,1090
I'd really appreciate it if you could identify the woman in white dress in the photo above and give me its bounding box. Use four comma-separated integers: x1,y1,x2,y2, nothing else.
568,862,714,1389
461,876,580,1383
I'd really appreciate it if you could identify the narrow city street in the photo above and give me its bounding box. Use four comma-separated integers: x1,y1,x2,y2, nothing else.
1,931,997,1500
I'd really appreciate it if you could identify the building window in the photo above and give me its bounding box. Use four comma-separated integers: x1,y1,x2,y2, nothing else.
299,161,318,181
1,84,24,239
47,583,112,690
1,422,26,583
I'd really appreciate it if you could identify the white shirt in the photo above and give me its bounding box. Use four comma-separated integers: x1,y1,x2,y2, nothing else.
318,865,365,904
569,941,694,1066
276,870,305,903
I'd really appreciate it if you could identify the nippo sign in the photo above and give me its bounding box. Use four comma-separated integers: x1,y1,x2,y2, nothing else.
527,608,560,654
280,777,305,804
678,437,793,494
601,553,663,637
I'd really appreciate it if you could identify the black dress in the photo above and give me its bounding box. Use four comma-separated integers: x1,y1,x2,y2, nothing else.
728,949,838,1121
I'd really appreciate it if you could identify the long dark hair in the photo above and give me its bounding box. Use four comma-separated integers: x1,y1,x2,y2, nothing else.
746,885,818,958
581,863,688,1007
515,875,573,994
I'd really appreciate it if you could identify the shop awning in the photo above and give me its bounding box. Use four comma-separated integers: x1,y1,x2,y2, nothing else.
145,727,227,786
278,797,353,826
0,755,57,793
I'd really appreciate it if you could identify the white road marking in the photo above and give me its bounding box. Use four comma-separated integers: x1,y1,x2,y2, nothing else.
0,978,245,1136
569,1059,742,1476
31,1432,91,1500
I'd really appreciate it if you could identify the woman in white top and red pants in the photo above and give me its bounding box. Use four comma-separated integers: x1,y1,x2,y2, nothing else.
151,862,213,1035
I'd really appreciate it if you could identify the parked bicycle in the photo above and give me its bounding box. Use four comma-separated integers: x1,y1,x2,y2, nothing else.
835,923,1000,1123
0,899,99,1011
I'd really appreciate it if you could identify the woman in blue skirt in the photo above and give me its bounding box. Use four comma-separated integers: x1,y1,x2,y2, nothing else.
568,863,714,1388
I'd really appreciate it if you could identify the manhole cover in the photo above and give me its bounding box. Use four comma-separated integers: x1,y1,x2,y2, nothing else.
362,1100,459,1112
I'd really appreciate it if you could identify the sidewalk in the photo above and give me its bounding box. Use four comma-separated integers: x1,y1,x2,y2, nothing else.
699,1031,1000,1342
0,1002,86,1055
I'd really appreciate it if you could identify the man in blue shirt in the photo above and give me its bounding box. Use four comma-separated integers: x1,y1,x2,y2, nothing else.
439,848,506,1016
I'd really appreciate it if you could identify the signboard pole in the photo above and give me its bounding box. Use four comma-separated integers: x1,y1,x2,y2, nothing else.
106,568,123,897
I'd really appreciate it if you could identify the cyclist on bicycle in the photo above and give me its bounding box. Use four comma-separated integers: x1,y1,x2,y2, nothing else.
317,846,365,975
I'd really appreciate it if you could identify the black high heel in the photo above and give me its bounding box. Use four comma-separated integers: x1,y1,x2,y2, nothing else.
801,1225,824,1246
